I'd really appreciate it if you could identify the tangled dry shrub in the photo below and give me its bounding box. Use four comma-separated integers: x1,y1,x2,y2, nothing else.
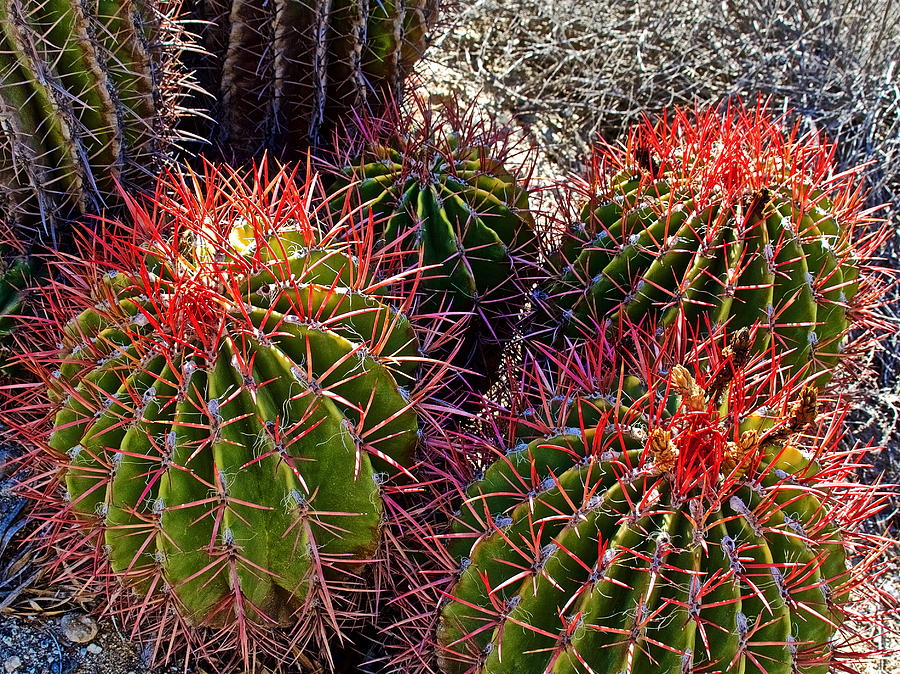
427,0,900,210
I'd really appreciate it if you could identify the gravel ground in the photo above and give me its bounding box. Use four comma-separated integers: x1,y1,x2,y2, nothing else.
0,612,165,674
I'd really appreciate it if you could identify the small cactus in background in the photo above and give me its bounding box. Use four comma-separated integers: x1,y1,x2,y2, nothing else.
0,0,191,237
182,0,438,162
393,333,895,674
0,233,37,377
15,164,452,670
532,102,889,386
329,99,538,396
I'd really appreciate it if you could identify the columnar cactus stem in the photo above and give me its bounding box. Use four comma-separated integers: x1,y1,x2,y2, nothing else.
0,0,191,235
182,0,439,160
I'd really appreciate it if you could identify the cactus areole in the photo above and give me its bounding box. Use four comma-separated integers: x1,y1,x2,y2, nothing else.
540,104,882,384
44,168,423,650
438,368,853,674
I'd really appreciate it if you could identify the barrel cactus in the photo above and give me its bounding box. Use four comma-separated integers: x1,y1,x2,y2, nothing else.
533,103,888,385
0,0,189,236
329,102,538,394
182,0,438,161
421,337,891,674
22,164,448,670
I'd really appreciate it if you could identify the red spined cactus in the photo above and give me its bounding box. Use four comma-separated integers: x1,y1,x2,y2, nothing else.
386,329,897,674
530,100,893,389
6,161,459,672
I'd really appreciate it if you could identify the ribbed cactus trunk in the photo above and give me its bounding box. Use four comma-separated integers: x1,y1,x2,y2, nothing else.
0,0,188,237
182,0,437,162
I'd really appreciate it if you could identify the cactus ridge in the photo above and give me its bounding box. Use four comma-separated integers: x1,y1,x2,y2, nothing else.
25,164,443,669
0,0,190,235
184,0,438,160
423,336,891,674
537,103,889,386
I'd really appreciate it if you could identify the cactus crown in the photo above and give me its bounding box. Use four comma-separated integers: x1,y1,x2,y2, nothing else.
424,334,893,674
535,102,889,386
21,164,450,670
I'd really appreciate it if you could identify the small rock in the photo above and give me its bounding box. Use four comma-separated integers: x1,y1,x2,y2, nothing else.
86,643,102,655
3,656,21,673
60,613,98,644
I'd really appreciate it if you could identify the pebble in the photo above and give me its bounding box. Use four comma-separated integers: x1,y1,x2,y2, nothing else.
60,613,98,644
86,643,102,655
3,656,20,673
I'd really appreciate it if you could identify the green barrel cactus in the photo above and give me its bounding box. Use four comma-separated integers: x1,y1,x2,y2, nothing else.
182,0,438,160
0,0,189,234
434,357,870,674
331,102,538,313
329,104,538,395
535,104,882,384
34,166,433,668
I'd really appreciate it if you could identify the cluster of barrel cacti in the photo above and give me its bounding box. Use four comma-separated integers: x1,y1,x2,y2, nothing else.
0,1,895,673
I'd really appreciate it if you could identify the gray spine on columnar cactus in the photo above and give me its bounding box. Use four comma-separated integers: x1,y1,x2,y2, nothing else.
182,0,439,161
0,0,190,235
